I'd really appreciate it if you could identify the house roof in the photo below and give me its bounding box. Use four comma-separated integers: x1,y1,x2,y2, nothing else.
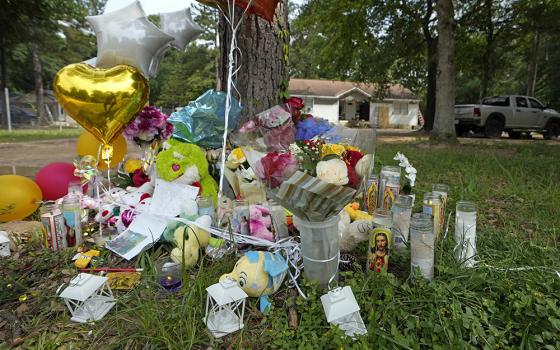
288,78,418,101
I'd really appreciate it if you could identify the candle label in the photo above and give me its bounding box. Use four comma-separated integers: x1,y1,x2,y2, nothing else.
382,185,399,210
432,191,447,230
367,227,391,273
41,211,67,252
423,203,441,238
364,177,378,214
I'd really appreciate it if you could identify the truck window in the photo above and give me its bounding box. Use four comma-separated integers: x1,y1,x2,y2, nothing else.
516,97,528,108
528,98,544,109
482,96,509,106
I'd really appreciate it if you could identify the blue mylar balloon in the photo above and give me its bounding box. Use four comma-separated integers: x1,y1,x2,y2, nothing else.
169,89,242,148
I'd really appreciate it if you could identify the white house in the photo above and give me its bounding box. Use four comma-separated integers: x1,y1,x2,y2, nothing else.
289,79,421,128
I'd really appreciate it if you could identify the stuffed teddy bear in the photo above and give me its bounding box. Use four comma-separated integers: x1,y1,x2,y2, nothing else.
156,139,218,204
170,215,212,267
249,205,274,241
221,251,288,312
339,203,374,252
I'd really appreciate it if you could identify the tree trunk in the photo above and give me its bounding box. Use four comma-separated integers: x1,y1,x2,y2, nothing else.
422,0,437,131
431,0,457,142
526,30,540,97
31,42,45,123
218,3,289,120
481,0,494,98
0,38,7,128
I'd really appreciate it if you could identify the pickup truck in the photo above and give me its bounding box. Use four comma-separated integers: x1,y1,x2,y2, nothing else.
454,95,560,139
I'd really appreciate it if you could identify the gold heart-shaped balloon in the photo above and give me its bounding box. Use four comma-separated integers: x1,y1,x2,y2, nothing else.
53,63,149,145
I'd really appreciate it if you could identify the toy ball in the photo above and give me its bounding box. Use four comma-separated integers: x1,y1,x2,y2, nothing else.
0,175,42,222
35,162,80,200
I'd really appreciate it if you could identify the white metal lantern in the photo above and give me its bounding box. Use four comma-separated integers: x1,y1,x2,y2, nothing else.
203,278,248,338
57,273,116,323
321,286,367,338
0,231,10,257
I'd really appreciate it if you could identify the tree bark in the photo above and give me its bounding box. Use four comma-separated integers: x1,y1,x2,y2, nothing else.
431,0,457,142
422,0,437,131
481,0,494,98
31,42,45,123
218,3,289,120
0,38,7,128
526,30,540,97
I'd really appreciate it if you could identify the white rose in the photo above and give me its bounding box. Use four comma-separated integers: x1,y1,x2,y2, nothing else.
355,154,373,178
316,159,349,186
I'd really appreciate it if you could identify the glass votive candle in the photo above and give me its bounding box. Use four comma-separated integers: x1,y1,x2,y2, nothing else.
391,195,413,249
432,183,449,226
364,174,379,215
367,209,392,273
422,192,442,239
410,213,435,280
158,261,182,292
197,196,215,222
378,166,401,209
454,201,477,267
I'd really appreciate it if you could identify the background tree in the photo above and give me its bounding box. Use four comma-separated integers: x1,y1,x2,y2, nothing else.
218,3,289,119
432,0,456,142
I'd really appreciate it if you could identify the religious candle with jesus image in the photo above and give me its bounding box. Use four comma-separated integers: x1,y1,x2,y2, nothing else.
367,209,392,273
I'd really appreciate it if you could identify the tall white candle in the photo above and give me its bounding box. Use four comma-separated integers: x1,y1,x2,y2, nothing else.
410,213,435,280
455,201,477,267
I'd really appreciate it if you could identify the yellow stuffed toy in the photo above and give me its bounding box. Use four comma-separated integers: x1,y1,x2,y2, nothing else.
170,216,211,267
221,251,288,312
345,202,372,221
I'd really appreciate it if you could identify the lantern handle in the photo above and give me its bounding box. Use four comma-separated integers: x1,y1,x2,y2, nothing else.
327,274,339,292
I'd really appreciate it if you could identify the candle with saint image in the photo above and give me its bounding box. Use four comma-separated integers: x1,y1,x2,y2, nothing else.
422,192,442,239
454,201,477,267
432,183,449,231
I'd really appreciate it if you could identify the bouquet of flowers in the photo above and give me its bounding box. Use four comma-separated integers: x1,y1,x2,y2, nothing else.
124,106,173,172
235,98,375,222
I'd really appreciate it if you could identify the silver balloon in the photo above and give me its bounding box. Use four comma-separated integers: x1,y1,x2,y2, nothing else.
160,8,204,50
86,1,173,78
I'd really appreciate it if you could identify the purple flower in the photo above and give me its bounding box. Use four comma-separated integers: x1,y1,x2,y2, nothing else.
124,106,171,145
295,117,332,141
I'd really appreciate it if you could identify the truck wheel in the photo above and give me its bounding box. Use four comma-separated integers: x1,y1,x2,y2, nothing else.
544,122,560,140
484,117,504,138
507,131,522,139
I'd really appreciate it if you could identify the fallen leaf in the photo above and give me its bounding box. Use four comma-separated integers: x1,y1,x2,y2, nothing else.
14,304,29,318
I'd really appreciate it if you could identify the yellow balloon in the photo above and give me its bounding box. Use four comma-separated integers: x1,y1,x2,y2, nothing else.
76,131,127,170
53,63,149,145
0,175,42,222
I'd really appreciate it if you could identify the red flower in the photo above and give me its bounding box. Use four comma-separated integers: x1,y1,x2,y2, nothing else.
344,150,364,168
346,163,360,188
285,96,304,110
132,169,150,187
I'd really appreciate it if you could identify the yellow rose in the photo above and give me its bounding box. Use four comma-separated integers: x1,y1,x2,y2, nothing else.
226,147,246,169
322,144,346,157
345,145,360,152
124,159,142,173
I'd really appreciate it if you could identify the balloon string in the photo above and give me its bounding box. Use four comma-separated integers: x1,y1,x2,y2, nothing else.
218,0,254,196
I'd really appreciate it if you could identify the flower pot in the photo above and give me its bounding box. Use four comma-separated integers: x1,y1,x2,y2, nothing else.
294,215,340,287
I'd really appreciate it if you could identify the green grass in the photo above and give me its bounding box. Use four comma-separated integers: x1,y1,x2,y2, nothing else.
0,128,82,142
1,141,560,349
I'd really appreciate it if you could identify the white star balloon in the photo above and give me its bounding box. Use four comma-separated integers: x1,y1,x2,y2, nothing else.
160,8,204,50
86,1,173,78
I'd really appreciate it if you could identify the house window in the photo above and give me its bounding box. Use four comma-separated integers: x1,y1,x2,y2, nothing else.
394,102,408,115
302,96,314,114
